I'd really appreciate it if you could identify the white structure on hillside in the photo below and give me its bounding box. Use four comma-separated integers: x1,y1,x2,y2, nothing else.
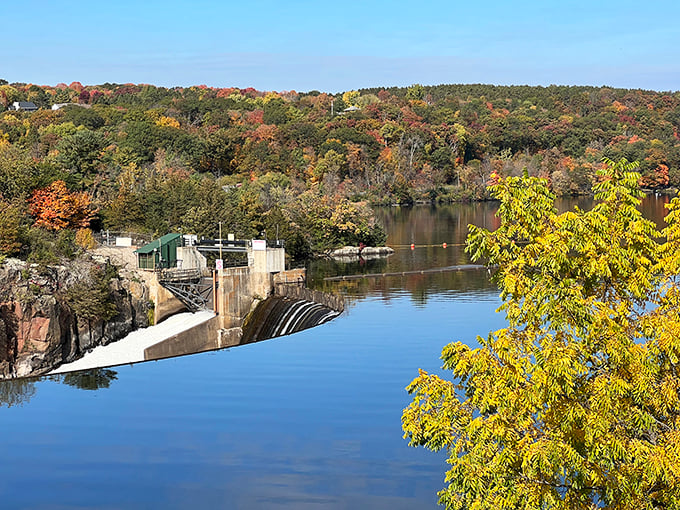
10,101,38,111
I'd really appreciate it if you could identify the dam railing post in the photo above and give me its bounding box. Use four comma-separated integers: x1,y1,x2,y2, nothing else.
213,269,218,313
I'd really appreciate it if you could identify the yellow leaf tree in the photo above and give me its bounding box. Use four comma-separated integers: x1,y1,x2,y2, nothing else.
403,158,680,509
342,90,360,108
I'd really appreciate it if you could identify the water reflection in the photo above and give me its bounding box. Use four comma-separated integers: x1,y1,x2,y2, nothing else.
60,368,118,391
0,368,119,407
309,195,672,305
641,193,671,229
308,202,500,302
0,376,37,407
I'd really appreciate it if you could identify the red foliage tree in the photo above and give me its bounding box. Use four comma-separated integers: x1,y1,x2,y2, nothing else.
78,89,90,104
246,109,264,125
640,164,670,188
89,90,104,103
29,181,96,231
216,87,237,98
377,90,391,101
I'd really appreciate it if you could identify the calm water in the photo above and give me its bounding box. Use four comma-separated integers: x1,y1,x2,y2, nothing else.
0,196,670,509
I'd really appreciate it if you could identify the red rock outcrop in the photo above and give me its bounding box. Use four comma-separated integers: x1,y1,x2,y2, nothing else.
0,257,151,378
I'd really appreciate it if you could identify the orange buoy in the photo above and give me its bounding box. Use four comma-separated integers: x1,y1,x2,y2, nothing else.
410,243,415,250
443,242,447,248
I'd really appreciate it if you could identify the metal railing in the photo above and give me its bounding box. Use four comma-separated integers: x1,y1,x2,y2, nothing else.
157,268,205,283
94,230,154,247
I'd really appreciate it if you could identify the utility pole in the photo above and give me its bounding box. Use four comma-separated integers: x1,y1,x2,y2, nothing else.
218,221,223,262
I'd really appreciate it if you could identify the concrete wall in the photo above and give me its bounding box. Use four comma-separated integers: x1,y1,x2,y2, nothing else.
216,267,258,329
266,248,285,273
143,316,243,361
176,247,207,270
273,268,306,286
275,284,345,313
152,247,283,330
212,247,287,329
148,274,186,324
142,264,343,365
149,248,338,355
249,247,285,274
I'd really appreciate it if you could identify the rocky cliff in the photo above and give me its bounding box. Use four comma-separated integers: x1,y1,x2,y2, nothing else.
0,257,151,378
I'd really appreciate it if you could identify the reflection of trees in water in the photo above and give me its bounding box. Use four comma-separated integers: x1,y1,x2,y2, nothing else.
309,260,495,305
374,203,500,247
307,257,389,287
306,204,500,304
0,377,38,408
59,369,118,391
0,368,119,407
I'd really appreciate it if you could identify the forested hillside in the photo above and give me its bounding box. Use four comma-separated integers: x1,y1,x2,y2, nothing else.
2,79,679,260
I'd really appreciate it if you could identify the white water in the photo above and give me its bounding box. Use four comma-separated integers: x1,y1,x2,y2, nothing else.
49,310,215,374
275,301,339,336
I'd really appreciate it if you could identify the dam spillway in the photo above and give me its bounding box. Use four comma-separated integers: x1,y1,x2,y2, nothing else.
242,296,341,343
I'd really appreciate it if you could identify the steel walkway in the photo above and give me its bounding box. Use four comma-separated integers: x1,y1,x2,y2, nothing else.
157,268,214,312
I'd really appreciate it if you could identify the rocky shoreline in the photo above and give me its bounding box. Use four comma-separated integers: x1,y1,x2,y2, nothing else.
329,246,395,262
0,257,151,379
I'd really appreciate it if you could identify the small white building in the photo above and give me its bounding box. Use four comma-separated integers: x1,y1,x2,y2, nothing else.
338,105,361,115
10,101,38,112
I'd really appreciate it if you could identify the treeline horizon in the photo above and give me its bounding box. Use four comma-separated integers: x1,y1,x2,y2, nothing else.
1,78,679,261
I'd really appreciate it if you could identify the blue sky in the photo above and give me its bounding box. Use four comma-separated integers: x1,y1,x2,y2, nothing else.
4,0,679,92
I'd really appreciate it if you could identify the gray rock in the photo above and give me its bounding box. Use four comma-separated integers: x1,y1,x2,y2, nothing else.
330,246,394,261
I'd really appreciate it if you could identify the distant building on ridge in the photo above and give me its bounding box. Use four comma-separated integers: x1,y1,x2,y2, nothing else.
340,105,361,114
10,101,38,112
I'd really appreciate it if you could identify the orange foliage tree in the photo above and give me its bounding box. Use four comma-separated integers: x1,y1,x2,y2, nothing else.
29,180,97,231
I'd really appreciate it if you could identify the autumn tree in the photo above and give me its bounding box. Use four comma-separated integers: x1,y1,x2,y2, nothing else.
311,149,346,184
103,163,146,230
78,89,90,104
29,180,96,231
0,195,27,256
342,90,360,108
292,190,386,253
406,83,425,101
403,158,680,508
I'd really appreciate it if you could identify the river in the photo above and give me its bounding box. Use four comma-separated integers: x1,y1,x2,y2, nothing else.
0,195,670,509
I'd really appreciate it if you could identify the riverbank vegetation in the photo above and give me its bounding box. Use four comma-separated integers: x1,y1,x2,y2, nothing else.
2,79,680,260
403,158,680,508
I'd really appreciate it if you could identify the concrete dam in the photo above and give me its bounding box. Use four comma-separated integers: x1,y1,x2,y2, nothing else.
1,240,344,378
142,244,344,364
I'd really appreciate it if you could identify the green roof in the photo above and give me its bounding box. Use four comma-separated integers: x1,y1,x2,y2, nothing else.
134,233,181,254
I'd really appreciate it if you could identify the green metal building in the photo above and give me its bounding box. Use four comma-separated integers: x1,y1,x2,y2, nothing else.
134,233,182,270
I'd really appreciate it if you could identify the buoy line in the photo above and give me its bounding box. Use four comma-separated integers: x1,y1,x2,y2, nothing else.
323,264,488,281
391,242,467,249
